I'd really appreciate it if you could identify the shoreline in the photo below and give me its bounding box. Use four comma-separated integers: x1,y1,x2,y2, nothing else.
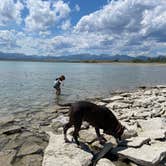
0,85,166,166
1,59,166,65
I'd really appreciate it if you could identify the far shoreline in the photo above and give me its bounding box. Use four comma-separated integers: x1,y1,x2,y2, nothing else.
1,59,166,65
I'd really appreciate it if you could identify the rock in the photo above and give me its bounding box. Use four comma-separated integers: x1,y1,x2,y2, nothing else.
42,132,93,166
106,102,130,109
102,96,124,103
0,150,17,166
138,118,166,131
144,90,152,95
156,85,166,88
0,115,14,126
139,130,166,140
13,154,42,166
52,115,69,125
119,136,150,148
96,158,115,166
121,124,138,139
112,141,166,166
17,141,43,156
157,96,166,103
51,115,69,132
0,134,10,150
96,102,107,106
138,118,166,140
79,127,97,143
1,126,23,135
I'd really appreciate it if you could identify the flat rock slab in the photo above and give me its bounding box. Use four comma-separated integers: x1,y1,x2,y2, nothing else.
0,116,14,126
96,158,115,166
102,96,124,102
0,150,17,166
42,132,93,166
112,142,166,166
17,141,43,156
1,126,23,135
139,130,166,140
119,136,150,148
138,118,166,131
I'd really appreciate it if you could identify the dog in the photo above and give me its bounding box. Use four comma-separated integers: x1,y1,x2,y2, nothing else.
62,101,125,145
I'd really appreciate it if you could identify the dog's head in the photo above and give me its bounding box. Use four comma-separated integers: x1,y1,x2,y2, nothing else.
104,124,125,140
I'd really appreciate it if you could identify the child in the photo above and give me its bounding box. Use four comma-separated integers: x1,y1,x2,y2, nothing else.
53,75,65,95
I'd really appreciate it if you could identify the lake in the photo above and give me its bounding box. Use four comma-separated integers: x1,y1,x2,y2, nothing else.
0,61,166,115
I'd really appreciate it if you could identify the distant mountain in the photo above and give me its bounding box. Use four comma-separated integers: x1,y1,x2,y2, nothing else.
0,51,165,62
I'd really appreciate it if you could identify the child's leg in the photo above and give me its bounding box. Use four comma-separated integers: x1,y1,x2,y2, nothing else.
56,88,61,95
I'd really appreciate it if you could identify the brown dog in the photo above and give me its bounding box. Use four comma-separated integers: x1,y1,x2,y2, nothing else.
63,101,125,145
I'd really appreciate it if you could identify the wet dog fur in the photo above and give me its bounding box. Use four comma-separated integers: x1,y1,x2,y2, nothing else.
63,101,125,145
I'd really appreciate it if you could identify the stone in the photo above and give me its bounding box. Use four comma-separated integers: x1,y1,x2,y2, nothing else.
119,136,150,148
138,118,166,131
157,96,166,103
51,115,69,132
1,126,23,135
0,115,14,126
138,118,166,140
0,150,17,166
156,85,166,88
144,90,152,95
0,134,10,150
42,132,93,166
96,158,115,166
79,127,97,143
52,115,69,125
139,130,166,140
13,154,42,166
106,102,130,109
102,96,124,102
112,141,166,166
96,102,107,106
17,141,43,156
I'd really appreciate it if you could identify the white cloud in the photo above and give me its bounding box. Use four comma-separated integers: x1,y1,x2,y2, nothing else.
0,0,24,26
25,0,71,32
1,0,166,57
61,20,71,30
74,0,166,56
75,4,80,12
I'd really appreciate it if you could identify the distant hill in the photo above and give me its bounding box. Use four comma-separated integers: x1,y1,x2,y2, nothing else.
0,51,165,62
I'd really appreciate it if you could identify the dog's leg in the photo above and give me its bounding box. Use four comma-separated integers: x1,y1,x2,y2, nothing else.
63,122,72,143
73,122,82,146
95,128,106,145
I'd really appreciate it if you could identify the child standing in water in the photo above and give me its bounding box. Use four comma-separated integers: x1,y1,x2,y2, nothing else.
53,75,65,95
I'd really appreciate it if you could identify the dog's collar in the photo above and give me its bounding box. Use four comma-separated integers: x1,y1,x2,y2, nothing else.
114,123,124,137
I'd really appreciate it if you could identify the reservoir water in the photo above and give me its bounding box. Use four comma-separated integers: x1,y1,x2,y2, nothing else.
0,61,166,114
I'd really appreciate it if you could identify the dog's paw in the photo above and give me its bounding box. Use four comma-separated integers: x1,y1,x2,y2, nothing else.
99,137,107,145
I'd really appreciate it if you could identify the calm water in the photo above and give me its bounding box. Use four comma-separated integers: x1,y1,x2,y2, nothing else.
0,61,166,114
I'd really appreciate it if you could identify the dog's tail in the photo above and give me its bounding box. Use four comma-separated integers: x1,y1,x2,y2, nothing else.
57,103,72,107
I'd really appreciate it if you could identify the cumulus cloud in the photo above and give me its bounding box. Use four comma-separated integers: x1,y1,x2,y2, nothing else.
25,0,71,32
0,0,166,56
0,0,24,26
74,0,166,56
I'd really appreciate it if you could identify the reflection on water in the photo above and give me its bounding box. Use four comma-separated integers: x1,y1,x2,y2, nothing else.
0,61,166,114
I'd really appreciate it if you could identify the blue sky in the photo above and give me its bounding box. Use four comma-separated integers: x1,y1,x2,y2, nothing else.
0,0,166,56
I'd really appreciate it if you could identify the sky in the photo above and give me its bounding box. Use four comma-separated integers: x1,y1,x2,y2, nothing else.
0,0,166,57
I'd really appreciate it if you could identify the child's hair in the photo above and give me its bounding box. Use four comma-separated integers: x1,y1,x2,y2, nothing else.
56,75,65,81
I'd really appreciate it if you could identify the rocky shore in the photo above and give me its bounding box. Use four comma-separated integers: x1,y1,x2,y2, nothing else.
0,85,166,166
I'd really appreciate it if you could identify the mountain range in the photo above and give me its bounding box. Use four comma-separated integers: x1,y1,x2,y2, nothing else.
0,51,164,62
